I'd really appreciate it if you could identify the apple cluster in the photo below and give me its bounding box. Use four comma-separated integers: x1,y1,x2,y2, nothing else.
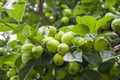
20,24,113,79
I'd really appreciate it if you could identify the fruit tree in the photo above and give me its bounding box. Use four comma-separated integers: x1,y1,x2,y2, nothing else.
0,0,120,80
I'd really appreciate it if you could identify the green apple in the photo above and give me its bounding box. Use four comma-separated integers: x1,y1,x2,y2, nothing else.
63,9,72,17
21,53,32,63
21,43,34,53
111,19,120,32
72,37,86,47
94,37,111,51
53,54,64,66
67,62,80,75
57,43,69,55
7,68,16,77
82,37,94,51
47,39,59,53
101,22,111,30
61,16,69,24
42,37,54,45
56,70,67,79
105,12,114,17
45,26,57,37
54,31,64,42
10,76,19,80
32,46,43,58
62,31,74,45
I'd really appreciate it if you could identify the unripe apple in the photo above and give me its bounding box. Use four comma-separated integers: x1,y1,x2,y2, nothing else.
101,22,111,30
62,31,74,45
57,43,69,55
54,31,64,42
61,16,69,24
67,62,80,75
82,37,94,51
72,37,86,47
105,12,114,17
7,68,16,77
45,26,57,37
32,46,43,58
63,9,72,17
94,37,111,51
10,76,19,80
42,37,54,45
47,40,59,53
21,53,32,63
21,43,34,53
56,70,67,79
53,54,64,66
111,19,120,32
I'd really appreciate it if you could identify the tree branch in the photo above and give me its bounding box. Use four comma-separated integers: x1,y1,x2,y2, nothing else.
39,0,51,25
0,20,15,29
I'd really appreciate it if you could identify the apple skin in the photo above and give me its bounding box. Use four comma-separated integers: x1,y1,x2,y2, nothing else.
56,70,67,79
21,43,34,53
42,37,54,45
111,19,120,32
53,54,64,66
57,43,69,56
7,68,16,77
82,37,94,51
61,16,69,24
62,31,74,45
54,31,64,42
21,53,32,63
63,9,72,17
45,26,57,37
72,37,86,47
32,46,43,58
67,62,80,75
94,37,111,51
47,39,59,53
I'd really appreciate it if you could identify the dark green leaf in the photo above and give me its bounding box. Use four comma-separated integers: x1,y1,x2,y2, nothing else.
83,52,102,66
19,59,36,80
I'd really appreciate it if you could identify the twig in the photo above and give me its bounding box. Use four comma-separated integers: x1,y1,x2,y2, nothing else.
39,0,51,25
0,20,15,29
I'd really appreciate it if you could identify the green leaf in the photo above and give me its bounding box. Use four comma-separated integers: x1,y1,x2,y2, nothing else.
0,23,16,32
7,3,26,22
72,24,90,36
98,59,115,73
8,40,17,48
12,24,26,34
45,0,57,7
0,54,19,66
95,16,114,32
100,50,114,62
63,50,83,62
42,71,54,80
22,25,31,36
17,33,26,43
105,0,117,8
75,70,102,80
76,16,96,32
83,52,102,66
19,59,36,80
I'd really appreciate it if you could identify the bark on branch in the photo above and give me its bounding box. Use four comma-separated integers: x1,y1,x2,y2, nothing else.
39,0,51,25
